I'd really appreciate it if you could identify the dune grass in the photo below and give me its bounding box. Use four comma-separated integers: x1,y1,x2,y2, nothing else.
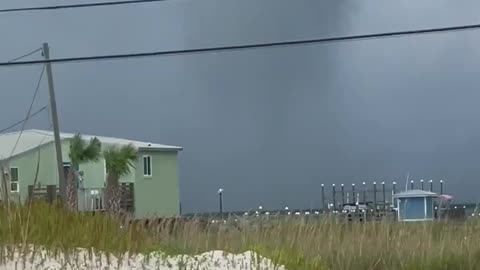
1,203,480,269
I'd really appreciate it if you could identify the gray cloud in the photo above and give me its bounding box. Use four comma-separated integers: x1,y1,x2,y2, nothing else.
1,0,480,213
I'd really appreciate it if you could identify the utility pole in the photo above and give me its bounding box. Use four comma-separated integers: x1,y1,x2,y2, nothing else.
43,43,66,202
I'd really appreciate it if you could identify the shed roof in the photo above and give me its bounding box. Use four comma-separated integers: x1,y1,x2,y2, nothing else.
0,129,182,160
393,189,438,198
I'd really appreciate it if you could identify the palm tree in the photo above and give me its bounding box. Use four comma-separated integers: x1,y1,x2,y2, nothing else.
66,134,102,210
104,144,137,213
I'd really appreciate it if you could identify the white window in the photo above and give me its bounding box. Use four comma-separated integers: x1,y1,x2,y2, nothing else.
143,156,152,177
10,167,19,193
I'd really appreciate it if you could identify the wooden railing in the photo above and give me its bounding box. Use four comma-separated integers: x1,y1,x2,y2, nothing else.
119,183,134,212
27,184,59,203
27,183,134,214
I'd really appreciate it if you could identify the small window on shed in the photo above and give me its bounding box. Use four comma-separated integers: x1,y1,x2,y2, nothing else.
143,156,152,177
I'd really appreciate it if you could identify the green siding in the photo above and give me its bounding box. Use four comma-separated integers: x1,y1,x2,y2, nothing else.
62,140,134,188
79,161,105,189
4,140,180,218
61,140,106,189
133,151,180,219
6,142,57,202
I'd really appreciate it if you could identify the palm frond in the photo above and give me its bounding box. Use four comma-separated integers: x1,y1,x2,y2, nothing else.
104,144,137,177
82,137,102,163
68,134,102,168
68,133,85,167
120,144,137,169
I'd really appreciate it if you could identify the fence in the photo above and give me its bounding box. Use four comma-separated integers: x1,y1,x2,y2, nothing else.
27,183,134,213
119,183,134,212
27,184,59,203
78,187,105,212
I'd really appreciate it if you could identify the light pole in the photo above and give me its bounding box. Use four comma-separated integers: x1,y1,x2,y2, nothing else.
218,188,224,219
440,180,444,194
410,180,414,190
332,184,336,211
341,184,345,206
429,180,433,192
373,182,377,212
321,184,325,212
392,181,397,207
382,182,386,211
362,182,367,204
352,183,356,204
420,179,424,191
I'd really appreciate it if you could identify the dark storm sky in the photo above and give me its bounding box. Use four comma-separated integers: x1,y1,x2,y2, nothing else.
1,0,480,213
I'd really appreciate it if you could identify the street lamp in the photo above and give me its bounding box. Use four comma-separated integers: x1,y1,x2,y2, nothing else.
420,179,424,191
218,188,224,219
392,181,397,207
429,180,433,192
410,180,414,190
321,184,325,212
332,184,336,211
381,182,386,211
352,183,356,204
362,182,366,204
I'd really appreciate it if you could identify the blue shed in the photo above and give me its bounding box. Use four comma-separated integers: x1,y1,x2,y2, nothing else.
393,190,438,221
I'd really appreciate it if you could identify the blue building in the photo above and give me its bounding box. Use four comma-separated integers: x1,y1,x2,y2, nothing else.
393,190,438,221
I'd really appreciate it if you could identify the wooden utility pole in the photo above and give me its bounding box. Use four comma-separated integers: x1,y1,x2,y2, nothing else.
43,43,66,202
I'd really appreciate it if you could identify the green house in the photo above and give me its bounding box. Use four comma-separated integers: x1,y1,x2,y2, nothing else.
0,129,182,219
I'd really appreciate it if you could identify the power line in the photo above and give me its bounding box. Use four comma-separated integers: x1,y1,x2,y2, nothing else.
1,23,480,67
0,106,48,134
0,0,167,13
7,48,42,63
8,66,46,158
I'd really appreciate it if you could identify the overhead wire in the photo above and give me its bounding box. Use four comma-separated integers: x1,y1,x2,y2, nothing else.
7,48,42,63
0,47,44,168
0,0,168,13
0,106,48,134
0,47,47,161
1,23,480,67
8,66,46,158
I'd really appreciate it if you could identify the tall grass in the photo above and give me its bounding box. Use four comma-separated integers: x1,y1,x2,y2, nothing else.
0,203,157,254
1,203,480,269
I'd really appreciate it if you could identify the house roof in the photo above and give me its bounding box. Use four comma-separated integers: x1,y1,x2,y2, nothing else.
393,189,438,198
0,129,182,160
